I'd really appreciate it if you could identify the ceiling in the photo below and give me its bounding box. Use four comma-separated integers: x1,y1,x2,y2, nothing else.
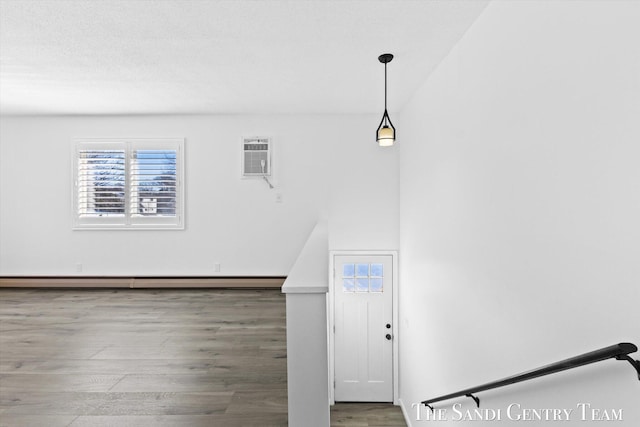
0,0,488,115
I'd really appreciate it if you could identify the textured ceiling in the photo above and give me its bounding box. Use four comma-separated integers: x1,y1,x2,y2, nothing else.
0,0,488,115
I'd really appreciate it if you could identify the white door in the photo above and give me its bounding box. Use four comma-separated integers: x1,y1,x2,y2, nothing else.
334,255,393,402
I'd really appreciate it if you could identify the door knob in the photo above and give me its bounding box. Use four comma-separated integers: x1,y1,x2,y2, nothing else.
385,334,392,340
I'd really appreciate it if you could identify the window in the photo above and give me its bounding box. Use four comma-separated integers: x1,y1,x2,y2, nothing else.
73,139,184,229
342,262,384,293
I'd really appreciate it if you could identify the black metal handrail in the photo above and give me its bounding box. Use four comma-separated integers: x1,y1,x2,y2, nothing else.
422,342,639,410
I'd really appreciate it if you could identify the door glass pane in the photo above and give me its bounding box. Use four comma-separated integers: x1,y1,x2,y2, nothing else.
370,278,383,292
356,264,369,277
343,264,355,277
356,278,369,292
370,263,383,277
343,278,355,292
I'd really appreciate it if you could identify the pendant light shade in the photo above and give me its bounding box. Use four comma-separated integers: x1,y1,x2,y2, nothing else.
377,53,395,147
377,113,395,147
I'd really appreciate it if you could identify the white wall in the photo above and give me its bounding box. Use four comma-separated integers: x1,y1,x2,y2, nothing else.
0,114,398,276
398,1,640,425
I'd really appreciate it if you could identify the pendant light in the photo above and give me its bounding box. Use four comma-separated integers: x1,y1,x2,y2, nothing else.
376,53,395,147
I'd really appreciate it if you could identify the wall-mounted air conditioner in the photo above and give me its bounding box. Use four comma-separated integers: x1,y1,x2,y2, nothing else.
241,137,271,178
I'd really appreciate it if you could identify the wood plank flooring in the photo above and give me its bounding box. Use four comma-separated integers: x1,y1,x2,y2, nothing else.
0,289,405,426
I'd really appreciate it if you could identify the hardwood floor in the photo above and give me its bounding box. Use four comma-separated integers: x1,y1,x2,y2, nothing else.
0,289,405,426
331,403,406,426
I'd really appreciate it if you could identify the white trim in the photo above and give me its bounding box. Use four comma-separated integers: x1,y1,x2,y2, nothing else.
328,250,399,405
398,398,415,427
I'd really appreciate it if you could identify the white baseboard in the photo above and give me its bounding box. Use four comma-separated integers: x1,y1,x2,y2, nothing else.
0,276,285,288
398,397,415,427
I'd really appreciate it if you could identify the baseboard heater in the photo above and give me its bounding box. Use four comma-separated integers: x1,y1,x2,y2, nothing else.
0,276,286,289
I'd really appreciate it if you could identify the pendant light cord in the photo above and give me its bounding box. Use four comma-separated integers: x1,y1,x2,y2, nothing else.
384,62,388,112
383,62,388,126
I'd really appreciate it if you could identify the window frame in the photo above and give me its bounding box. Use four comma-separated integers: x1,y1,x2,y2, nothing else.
72,138,185,230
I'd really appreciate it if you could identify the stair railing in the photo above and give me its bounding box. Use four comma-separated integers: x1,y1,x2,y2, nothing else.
422,342,639,411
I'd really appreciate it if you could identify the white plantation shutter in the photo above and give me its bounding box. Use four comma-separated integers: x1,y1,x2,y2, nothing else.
74,139,184,229
129,140,182,227
77,147,126,218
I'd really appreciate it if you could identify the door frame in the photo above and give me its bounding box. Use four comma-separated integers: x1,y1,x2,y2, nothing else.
328,250,399,405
